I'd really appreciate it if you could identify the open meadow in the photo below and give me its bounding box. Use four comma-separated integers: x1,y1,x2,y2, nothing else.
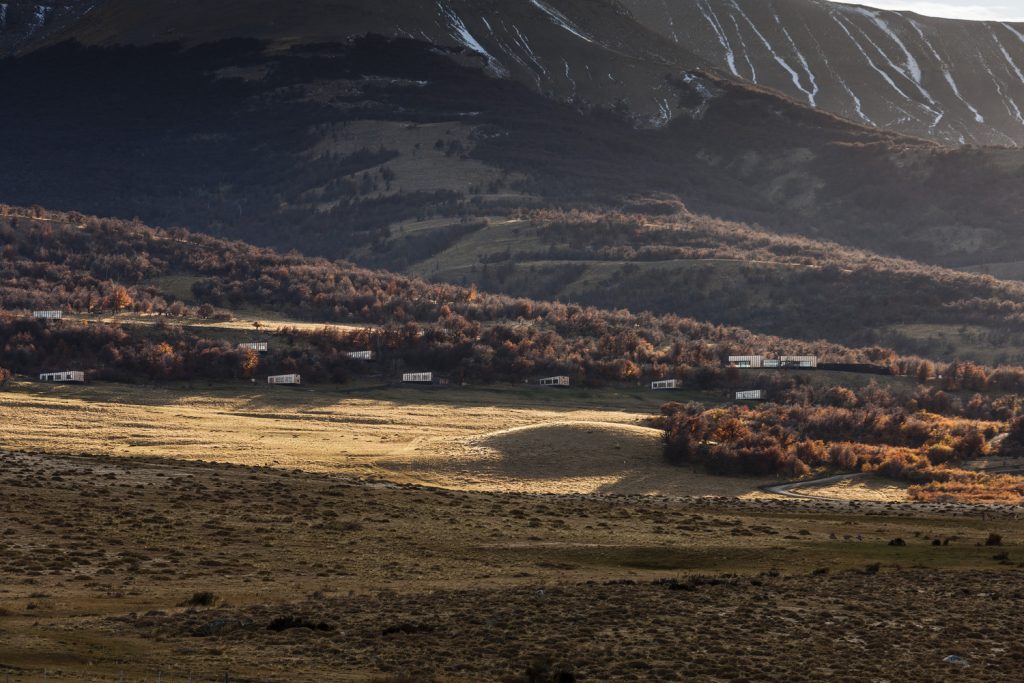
6,379,1024,680
0,380,775,498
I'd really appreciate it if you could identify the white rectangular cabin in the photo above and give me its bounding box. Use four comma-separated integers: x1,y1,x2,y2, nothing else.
347,351,374,361
762,359,781,368
403,372,434,384
33,310,63,320
267,374,301,385
728,355,763,368
40,371,85,383
651,379,681,390
539,376,570,387
780,355,818,368
239,342,269,353
735,389,765,401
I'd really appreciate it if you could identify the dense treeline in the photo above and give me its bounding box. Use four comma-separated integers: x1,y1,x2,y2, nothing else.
0,206,890,383
9,206,1024,392
442,208,1024,361
656,375,1024,502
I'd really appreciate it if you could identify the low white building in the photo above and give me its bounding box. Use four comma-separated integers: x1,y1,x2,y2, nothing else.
763,359,781,368
539,376,570,387
267,374,301,385
728,355,763,368
403,372,434,384
780,355,818,368
735,389,765,401
651,379,681,390
33,310,63,320
347,350,374,361
40,371,85,383
239,342,269,353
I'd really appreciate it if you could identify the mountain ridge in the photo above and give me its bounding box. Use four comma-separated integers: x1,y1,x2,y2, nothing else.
10,0,1024,145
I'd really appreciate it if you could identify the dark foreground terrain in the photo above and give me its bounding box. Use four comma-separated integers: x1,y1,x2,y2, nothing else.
2,449,1023,681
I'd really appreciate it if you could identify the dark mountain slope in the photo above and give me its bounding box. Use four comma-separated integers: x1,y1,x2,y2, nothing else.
0,0,93,53
22,0,1024,146
625,0,1024,146
40,0,711,128
3,37,1021,266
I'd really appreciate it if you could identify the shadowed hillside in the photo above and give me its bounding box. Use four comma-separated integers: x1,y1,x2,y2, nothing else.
20,0,1024,146
1,37,1023,271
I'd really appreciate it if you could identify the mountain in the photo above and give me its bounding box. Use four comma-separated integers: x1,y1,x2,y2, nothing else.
0,1,93,53
4,2,1024,362
15,0,1024,146
1,35,1021,264
626,0,1024,146
34,0,712,129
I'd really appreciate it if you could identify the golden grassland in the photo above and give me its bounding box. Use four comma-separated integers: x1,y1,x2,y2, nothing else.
67,308,373,339
6,382,1024,679
0,380,776,497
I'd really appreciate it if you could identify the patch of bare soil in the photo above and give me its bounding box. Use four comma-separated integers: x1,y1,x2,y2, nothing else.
799,474,910,503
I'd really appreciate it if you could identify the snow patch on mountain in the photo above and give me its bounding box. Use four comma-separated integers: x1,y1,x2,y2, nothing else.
437,2,508,77
728,13,757,82
528,0,594,44
732,0,815,105
696,0,738,77
910,19,984,125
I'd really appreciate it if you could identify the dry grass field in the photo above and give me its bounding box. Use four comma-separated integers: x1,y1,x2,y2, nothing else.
0,381,777,498
2,449,1024,681
4,381,1024,680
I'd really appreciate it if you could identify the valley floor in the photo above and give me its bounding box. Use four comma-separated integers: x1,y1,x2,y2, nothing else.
4,381,1024,680
0,381,780,498
1,450,1023,681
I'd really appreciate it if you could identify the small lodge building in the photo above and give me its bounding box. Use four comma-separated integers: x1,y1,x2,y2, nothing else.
735,389,765,401
239,342,269,353
651,379,681,390
33,310,63,320
728,355,763,368
40,371,85,383
539,376,571,387
267,374,301,385
780,355,818,368
347,351,374,361
403,372,435,384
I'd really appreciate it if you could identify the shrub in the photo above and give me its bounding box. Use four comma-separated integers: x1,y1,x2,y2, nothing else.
185,591,217,606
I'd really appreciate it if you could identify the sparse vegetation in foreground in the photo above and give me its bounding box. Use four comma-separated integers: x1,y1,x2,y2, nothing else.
1,449,1023,681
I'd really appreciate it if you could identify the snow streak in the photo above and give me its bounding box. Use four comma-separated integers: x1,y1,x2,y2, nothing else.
729,14,758,82
732,0,815,105
980,50,1024,126
529,0,594,44
696,0,738,77
845,7,942,127
437,2,508,77
771,5,818,105
910,20,984,124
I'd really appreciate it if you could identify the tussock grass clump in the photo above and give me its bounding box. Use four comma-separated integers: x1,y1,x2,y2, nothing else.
184,591,218,607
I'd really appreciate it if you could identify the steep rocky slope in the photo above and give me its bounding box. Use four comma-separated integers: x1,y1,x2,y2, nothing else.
0,0,92,52
626,0,1024,145
20,0,1024,145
